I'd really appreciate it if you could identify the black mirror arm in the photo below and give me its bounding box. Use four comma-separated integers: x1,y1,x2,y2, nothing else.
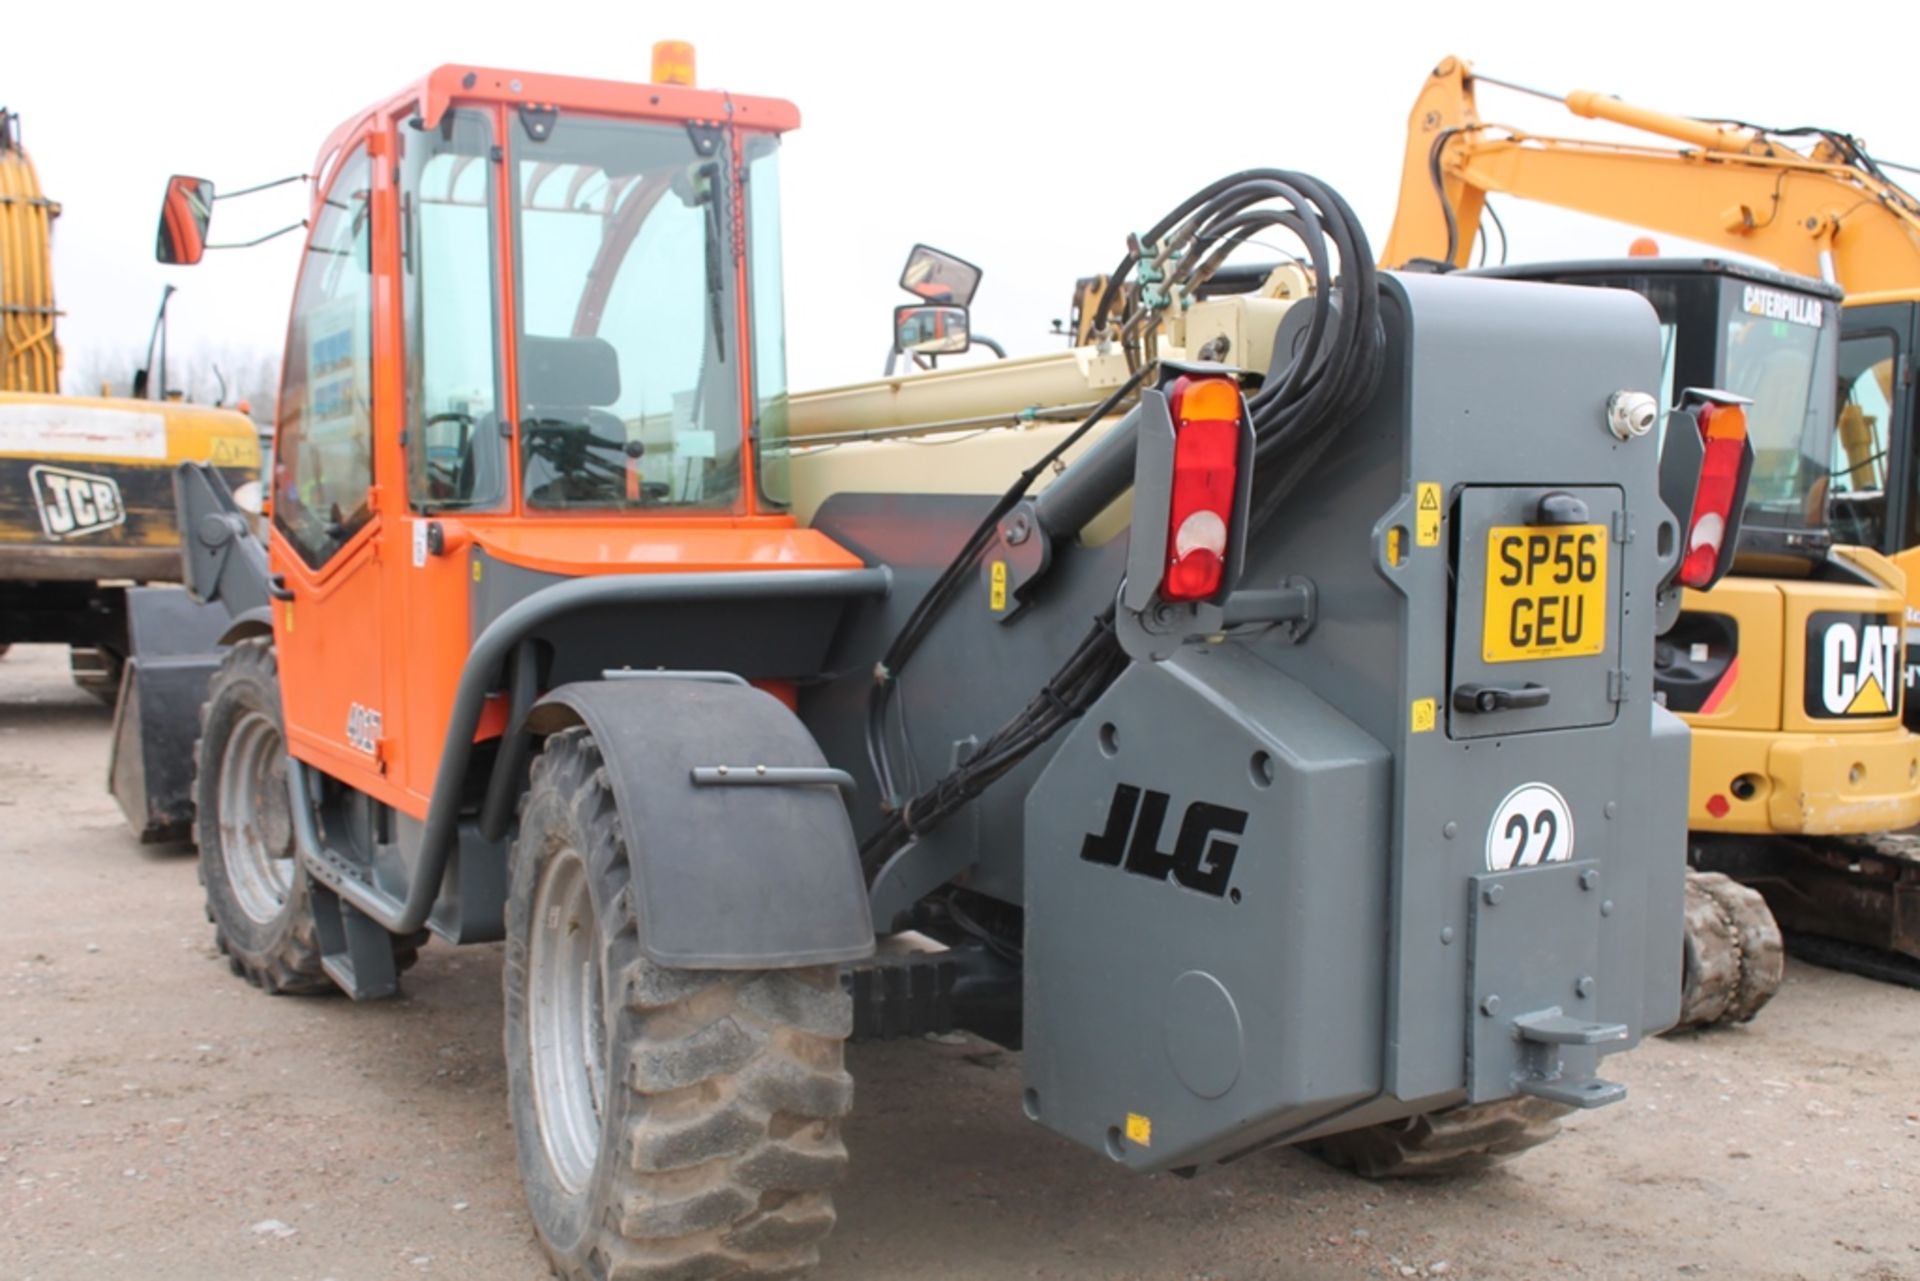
207,220,309,251
214,173,308,201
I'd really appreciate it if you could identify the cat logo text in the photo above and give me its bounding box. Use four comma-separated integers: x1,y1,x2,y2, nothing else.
1804,612,1901,719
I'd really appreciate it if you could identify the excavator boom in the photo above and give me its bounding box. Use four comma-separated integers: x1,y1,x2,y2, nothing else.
1383,56,1920,292
0,109,60,393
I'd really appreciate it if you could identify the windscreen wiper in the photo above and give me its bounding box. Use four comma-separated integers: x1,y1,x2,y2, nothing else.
700,161,726,360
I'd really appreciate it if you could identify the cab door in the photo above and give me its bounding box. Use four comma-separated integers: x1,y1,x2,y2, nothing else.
1838,303,1920,721
270,138,392,787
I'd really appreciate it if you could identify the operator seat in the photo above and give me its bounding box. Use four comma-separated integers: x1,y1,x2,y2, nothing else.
519,334,628,506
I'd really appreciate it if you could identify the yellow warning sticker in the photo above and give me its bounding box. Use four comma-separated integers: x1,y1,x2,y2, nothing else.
283,602,294,634
1125,1112,1152,1146
1416,482,1442,547
1386,526,1403,566
989,560,1008,612
472,559,483,583
1410,697,1436,734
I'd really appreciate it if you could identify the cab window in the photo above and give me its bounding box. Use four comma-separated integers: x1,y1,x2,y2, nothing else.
275,144,376,567
403,110,504,510
1832,330,1897,548
509,115,740,511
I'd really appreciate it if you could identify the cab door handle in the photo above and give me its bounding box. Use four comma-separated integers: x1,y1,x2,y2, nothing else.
266,574,295,602
1453,682,1550,713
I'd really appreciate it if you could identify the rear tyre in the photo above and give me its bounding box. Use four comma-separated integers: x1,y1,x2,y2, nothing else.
1303,1097,1569,1178
507,726,854,1281
195,638,416,994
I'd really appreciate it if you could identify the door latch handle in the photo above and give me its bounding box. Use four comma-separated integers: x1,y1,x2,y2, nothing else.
266,574,295,602
1453,682,1550,713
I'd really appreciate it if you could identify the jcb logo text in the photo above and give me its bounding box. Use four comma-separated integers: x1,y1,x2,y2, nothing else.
30,465,124,540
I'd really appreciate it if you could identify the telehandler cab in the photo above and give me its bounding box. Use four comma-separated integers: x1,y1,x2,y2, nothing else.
151,49,1750,1278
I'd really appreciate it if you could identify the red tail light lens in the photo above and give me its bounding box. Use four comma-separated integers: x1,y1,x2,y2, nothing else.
1163,376,1244,602
1678,402,1748,589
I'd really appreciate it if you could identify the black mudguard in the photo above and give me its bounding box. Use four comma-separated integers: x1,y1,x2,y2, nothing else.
527,678,875,969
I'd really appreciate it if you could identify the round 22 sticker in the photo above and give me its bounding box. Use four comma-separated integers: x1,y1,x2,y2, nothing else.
1485,782,1575,871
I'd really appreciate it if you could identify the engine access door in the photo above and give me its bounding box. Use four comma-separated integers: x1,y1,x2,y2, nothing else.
1448,484,1624,740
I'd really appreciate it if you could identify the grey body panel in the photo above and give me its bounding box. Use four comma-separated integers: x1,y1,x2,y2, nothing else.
172,462,270,616
808,272,1686,1169
806,495,1132,909
531,678,875,968
1022,649,1392,1170
469,550,851,685
1232,274,1680,1107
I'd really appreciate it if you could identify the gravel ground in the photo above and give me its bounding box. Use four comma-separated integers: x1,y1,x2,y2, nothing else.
1,642,1916,1281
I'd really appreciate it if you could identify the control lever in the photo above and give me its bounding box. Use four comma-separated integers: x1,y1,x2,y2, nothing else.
1452,682,1549,713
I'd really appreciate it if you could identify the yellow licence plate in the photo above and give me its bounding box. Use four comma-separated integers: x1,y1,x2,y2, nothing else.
1482,525,1608,663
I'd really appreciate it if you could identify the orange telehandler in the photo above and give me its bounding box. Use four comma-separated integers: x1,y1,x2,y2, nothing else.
133,45,1753,1276
1383,55,1920,985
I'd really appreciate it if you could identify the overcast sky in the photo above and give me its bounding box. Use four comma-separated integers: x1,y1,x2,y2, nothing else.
11,0,1917,396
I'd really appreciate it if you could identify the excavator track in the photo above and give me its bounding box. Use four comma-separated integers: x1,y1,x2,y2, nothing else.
1783,932,1920,989
1691,833,1920,992
1675,869,1785,1029
1773,833,1920,989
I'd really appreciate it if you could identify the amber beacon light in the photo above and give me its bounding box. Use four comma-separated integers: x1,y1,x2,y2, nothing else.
651,40,697,87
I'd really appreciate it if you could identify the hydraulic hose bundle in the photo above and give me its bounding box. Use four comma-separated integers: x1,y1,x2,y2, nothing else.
859,169,1384,874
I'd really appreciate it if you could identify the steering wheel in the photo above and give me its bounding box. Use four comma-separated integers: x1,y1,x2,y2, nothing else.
421,411,476,496
522,413,631,457
522,412,673,504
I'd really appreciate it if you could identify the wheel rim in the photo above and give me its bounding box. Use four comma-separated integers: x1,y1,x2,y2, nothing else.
217,710,296,924
528,846,608,1193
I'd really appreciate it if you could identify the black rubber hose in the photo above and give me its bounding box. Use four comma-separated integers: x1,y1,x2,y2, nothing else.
858,167,1385,872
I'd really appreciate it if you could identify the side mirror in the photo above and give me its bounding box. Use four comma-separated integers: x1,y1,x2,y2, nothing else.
894,304,971,357
156,175,215,265
899,244,982,307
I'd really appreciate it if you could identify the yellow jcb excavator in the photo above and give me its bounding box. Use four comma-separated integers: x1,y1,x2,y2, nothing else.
1383,56,1920,987
0,106,260,838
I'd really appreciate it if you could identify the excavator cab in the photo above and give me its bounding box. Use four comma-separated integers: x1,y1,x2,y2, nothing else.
1473,258,1843,575
1477,257,1913,820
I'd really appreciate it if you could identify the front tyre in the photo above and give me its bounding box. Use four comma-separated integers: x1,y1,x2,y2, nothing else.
506,727,853,1281
195,638,331,994
194,638,418,995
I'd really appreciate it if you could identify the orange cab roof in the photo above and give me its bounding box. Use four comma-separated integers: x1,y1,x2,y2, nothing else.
310,63,801,197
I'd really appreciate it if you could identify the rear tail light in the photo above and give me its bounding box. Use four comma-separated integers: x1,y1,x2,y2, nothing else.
1678,401,1748,589
1162,376,1245,602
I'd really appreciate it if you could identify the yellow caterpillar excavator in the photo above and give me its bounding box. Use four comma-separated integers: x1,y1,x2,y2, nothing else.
1383,56,1920,988
0,106,260,838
